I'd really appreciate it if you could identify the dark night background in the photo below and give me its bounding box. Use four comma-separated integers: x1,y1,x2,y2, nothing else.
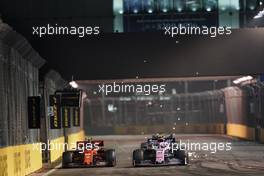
0,0,264,80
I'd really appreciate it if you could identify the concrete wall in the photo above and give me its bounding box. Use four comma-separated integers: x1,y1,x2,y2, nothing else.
0,143,42,176
0,21,85,175
49,130,85,162
224,87,264,142
0,21,45,176
226,123,255,141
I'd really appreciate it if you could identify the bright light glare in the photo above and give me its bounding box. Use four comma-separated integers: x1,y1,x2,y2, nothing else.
192,7,197,12
206,7,212,12
133,9,138,13
249,5,255,10
118,10,124,14
177,8,183,12
220,6,226,11
254,15,262,19
233,76,253,84
69,81,78,88
162,8,168,13
254,9,264,19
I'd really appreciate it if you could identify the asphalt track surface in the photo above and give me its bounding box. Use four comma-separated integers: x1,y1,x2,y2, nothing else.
50,134,264,176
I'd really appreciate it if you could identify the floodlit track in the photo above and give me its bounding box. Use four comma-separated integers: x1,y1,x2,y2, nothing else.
49,135,264,176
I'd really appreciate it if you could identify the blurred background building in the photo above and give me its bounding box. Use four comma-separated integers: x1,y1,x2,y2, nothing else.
0,0,263,37
114,0,264,32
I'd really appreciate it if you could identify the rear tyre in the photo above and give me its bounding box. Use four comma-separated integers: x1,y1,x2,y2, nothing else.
132,149,144,167
62,151,73,168
175,150,189,165
105,149,116,167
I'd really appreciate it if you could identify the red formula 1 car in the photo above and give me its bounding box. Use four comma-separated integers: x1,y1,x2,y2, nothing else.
62,140,116,168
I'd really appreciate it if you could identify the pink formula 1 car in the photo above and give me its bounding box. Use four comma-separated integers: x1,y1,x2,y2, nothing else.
132,134,189,166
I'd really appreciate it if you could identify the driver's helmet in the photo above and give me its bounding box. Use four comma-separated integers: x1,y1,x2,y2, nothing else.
159,142,168,148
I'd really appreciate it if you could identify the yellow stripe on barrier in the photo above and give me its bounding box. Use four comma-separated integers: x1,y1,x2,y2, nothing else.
226,123,255,140
0,143,42,176
49,136,65,163
67,130,85,150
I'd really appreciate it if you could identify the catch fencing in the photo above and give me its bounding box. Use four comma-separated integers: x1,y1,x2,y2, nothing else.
0,22,45,147
84,90,226,134
84,82,264,140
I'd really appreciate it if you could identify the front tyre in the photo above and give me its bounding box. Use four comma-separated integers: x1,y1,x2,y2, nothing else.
62,151,73,168
105,149,116,167
132,149,144,167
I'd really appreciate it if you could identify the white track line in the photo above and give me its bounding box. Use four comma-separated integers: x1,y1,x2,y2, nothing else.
42,163,61,176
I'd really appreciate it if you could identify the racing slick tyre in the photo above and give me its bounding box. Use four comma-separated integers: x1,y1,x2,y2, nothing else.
175,150,189,165
132,149,144,166
105,149,116,167
62,151,73,168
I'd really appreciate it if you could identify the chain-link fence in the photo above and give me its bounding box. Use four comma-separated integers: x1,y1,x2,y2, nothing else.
84,83,264,137
0,22,45,147
0,22,85,169
84,89,226,134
